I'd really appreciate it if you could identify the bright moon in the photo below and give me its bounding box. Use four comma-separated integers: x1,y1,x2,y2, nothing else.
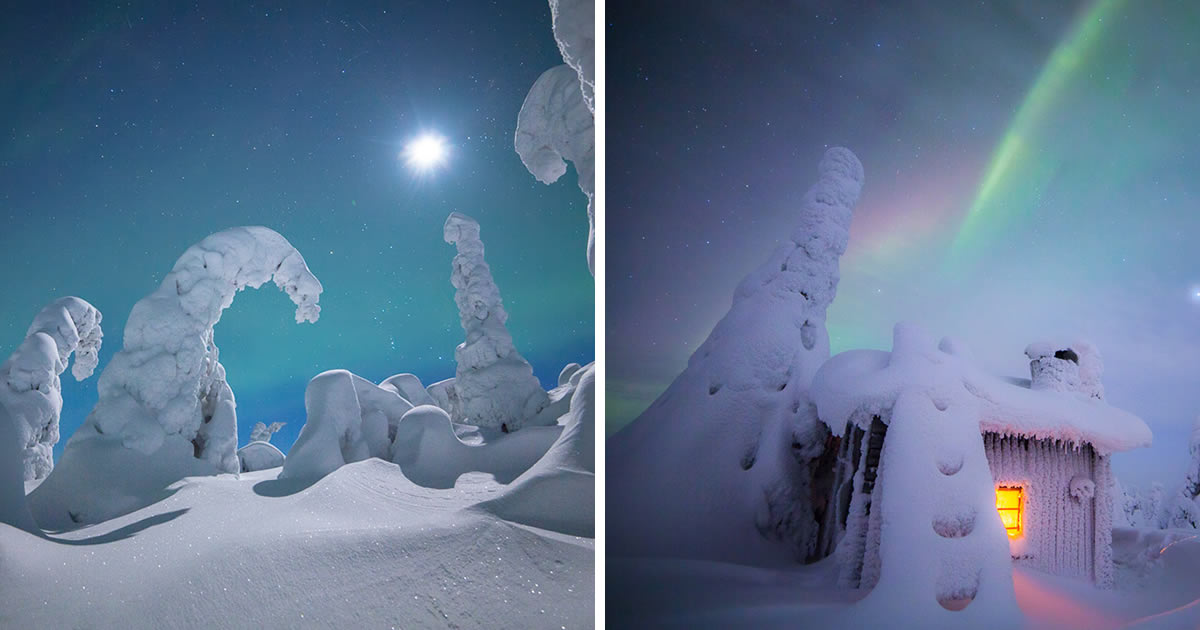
402,134,449,172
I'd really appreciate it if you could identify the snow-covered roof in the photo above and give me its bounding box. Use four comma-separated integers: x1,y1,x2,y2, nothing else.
811,323,1152,454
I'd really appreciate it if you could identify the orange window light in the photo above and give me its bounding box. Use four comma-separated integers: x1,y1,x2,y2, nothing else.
995,486,1022,539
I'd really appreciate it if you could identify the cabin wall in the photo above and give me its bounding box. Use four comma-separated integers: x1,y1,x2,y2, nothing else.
984,433,1102,582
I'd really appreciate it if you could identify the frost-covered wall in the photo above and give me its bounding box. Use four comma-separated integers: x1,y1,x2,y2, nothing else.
443,213,548,430
30,227,322,527
608,148,863,564
0,297,102,481
985,434,1112,586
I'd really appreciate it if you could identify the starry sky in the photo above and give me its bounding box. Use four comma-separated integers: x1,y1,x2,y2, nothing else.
607,0,1200,489
0,1,593,457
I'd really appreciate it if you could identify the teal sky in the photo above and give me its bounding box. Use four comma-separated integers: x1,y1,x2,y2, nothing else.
0,2,594,455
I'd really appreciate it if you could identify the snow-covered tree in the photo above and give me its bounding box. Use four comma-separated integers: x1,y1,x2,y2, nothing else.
30,227,322,527
248,421,286,444
0,297,102,481
443,213,548,431
516,64,594,275
608,147,865,564
1162,417,1200,529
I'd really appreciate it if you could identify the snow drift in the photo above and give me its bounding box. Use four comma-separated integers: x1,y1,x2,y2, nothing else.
443,213,548,431
0,297,102,481
30,226,322,527
608,147,864,564
390,405,562,489
479,362,595,536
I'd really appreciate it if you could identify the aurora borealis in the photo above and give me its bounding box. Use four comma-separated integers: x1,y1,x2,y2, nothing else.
0,3,593,456
608,1,1200,486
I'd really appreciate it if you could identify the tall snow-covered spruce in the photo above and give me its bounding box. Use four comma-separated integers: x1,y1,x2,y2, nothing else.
0,297,102,482
30,227,322,527
444,213,548,431
608,147,864,563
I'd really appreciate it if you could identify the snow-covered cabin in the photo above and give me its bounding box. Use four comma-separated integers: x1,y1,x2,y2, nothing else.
809,324,1152,590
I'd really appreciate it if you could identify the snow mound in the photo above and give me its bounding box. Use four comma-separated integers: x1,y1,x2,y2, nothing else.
443,213,549,430
426,377,456,413
608,147,864,564
516,64,595,274
30,226,322,527
549,0,594,113
813,325,1151,454
237,440,284,472
379,373,436,407
479,363,595,536
281,369,414,480
831,324,1021,627
0,297,102,481
391,405,561,489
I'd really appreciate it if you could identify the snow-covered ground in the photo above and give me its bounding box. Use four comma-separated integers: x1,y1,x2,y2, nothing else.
1,459,593,629
608,527,1200,629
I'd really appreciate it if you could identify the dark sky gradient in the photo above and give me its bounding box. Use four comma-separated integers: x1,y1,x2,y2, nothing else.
608,0,1200,489
0,2,593,456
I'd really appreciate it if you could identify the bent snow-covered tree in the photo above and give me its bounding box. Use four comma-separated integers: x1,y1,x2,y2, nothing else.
0,297,102,482
549,0,594,114
608,147,864,564
30,226,322,527
516,64,595,275
444,213,548,431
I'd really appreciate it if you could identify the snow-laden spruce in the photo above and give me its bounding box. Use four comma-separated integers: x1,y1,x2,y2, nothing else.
281,369,414,480
608,147,864,564
0,297,102,481
516,64,595,275
1163,417,1200,529
549,0,594,114
248,421,285,443
443,212,549,430
29,227,322,527
0,400,39,534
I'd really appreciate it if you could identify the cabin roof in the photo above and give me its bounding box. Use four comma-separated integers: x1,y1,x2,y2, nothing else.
811,324,1153,455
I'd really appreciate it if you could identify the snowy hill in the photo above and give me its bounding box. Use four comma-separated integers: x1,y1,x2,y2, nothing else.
0,459,593,629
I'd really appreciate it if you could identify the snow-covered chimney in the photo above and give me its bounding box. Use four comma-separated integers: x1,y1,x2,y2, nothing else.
1025,340,1104,400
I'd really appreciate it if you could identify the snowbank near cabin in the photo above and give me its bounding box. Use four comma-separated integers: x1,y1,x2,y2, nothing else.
0,297,102,481
812,328,1151,455
281,369,414,480
608,147,864,565
516,64,595,274
444,213,548,430
391,405,562,489
30,227,322,527
480,363,595,536
237,441,284,472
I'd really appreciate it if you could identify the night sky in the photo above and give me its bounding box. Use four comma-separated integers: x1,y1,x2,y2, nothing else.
0,2,593,456
608,0,1200,489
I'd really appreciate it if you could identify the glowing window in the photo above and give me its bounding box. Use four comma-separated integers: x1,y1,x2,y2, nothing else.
996,486,1023,539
